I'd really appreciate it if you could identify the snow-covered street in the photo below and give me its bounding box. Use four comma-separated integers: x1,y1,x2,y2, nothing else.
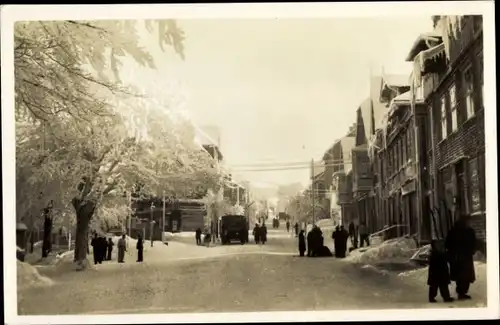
17,229,487,315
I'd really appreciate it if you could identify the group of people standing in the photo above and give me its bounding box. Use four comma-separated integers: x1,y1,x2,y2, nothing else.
298,225,332,257
331,225,350,258
427,216,478,303
90,233,114,264
91,233,144,264
252,223,268,244
296,224,355,258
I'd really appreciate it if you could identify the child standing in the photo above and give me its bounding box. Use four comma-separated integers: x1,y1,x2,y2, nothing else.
427,240,454,303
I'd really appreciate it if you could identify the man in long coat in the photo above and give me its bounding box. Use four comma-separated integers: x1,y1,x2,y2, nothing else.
253,224,261,244
117,234,127,263
332,226,340,257
298,230,306,257
136,234,144,262
337,225,349,258
445,216,477,300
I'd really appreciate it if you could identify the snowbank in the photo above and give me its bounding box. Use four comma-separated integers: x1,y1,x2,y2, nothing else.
347,237,418,264
164,232,196,240
17,261,54,290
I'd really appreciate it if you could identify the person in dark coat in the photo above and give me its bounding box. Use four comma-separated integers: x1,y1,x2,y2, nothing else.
136,234,144,262
445,216,477,300
195,228,202,246
286,220,290,233
348,221,355,246
332,226,340,257
91,233,99,265
310,226,322,257
294,222,299,237
99,236,107,263
427,239,454,303
106,238,114,261
337,225,349,258
298,230,306,257
260,224,268,244
253,224,261,244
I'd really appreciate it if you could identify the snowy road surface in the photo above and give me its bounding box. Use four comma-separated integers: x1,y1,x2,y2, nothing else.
17,229,486,315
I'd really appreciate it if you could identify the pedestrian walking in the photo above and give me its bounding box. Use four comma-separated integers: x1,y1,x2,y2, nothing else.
294,222,299,237
337,225,349,258
332,226,340,257
298,230,306,257
195,228,202,246
445,216,477,300
98,236,107,263
253,224,261,244
286,220,290,233
359,222,370,248
117,234,127,263
348,221,355,246
261,224,268,244
204,231,212,247
91,233,99,265
427,239,454,303
106,238,114,261
136,234,144,262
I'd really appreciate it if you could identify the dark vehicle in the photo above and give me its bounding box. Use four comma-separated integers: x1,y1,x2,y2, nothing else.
220,215,249,245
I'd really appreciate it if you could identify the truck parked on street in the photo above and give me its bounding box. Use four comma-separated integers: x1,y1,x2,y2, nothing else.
220,215,249,245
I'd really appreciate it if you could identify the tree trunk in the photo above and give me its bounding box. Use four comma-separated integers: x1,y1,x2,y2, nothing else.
42,216,52,258
72,198,96,266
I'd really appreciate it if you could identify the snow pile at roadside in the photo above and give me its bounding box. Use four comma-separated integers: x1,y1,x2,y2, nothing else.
347,237,418,264
17,261,54,290
164,232,197,240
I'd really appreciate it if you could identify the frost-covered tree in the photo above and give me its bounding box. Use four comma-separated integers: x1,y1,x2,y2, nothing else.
14,20,185,122
14,20,224,266
285,193,324,223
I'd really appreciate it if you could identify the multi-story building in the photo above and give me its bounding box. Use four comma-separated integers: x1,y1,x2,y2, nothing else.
410,15,485,250
328,134,356,225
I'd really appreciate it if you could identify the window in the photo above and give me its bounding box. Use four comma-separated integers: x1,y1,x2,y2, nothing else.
478,52,484,109
402,134,407,164
440,96,447,140
456,161,468,214
468,158,481,213
463,65,475,119
449,84,458,132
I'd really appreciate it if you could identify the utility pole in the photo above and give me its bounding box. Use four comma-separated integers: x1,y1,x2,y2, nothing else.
311,158,315,226
162,191,166,243
150,202,155,247
127,191,132,238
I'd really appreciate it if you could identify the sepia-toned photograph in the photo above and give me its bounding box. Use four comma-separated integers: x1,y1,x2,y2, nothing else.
2,2,498,324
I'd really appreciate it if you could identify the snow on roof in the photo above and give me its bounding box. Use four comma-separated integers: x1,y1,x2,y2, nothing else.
340,136,356,174
387,91,412,118
370,76,388,132
406,32,443,61
359,97,372,142
382,74,410,89
393,90,412,102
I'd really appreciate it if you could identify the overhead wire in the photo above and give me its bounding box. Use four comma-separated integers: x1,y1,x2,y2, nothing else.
231,161,352,172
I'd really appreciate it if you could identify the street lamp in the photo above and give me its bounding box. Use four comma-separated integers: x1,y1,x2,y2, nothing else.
150,202,155,247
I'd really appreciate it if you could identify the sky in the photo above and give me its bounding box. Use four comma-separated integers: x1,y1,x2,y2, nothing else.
121,17,434,189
